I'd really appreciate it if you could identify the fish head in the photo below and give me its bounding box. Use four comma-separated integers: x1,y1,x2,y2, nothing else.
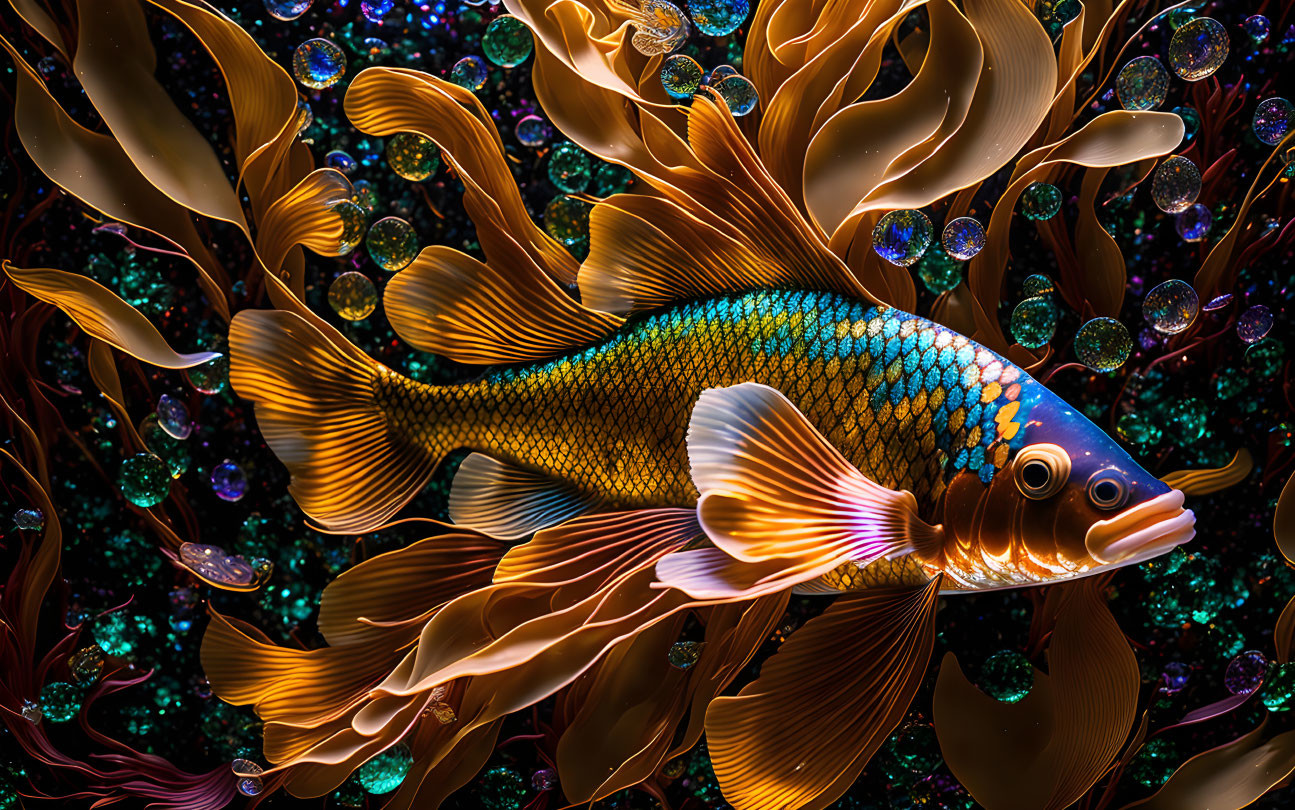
940,394,1195,586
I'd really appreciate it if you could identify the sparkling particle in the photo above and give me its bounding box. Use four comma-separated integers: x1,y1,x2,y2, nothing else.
1244,15,1271,44
13,508,44,530
1237,305,1274,344
39,682,81,723
156,394,191,440
516,115,553,147
1142,279,1198,334
1175,203,1211,242
1252,98,1293,146
532,768,557,791
547,142,593,193
366,217,418,271
979,650,1034,703
1116,56,1169,111
68,646,105,684
264,0,311,21
1020,182,1063,220
714,74,759,117
668,640,702,669
449,55,489,91
892,724,942,773
386,133,440,181
333,200,368,254
872,209,933,267
119,453,171,507
1074,317,1132,372
915,241,962,295
1260,662,1295,711
483,15,533,67
941,217,985,260
1010,297,1057,349
210,460,248,502
185,352,227,391
1169,17,1229,81
231,759,264,797
1166,397,1207,441
660,54,704,99
687,0,749,36
328,271,378,321
544,195,592,247
1224,649,1268,695
292,38,346,90
356,744,412,794
1150,156,1201,214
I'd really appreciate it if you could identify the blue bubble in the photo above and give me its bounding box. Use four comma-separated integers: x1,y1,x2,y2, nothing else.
872,209,933,267
449,55,489,91
687,0,749,36
292,38,346,90
360,0,393,23
211,460,248,502
1253,97,1292,146
325,150,357,174
714,74,758,117
941,217,985,261
515,115,553,147
1175,203,1211,242
263,0,311,21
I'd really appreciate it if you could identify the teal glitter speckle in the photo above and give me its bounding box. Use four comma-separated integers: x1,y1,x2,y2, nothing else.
1260,663,1295,711
355,744,412,794
1116,412,1162,445
979,651,1034,703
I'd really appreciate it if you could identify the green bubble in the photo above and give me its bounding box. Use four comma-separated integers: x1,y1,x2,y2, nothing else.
1010,296,1057,349
1261,662,1295,711
356,744,412,795
544,195,592,247
482,15,533,67
119,453,170,507
479,767,527,809
914,241,962,295
979,650,1034,703
1020,182,1062,220
1074,317,1132,372
1116,412,1162,445
39,682,82,723
547,142,593,193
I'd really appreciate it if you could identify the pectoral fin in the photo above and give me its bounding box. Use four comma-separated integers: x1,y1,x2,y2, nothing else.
658,383,941,598
705,577,942,810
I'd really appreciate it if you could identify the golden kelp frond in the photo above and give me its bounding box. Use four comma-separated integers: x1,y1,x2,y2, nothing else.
254,169,356,297
345,67,578,284
2,262,221,369
1160,449,1254,496
933,579,1140,809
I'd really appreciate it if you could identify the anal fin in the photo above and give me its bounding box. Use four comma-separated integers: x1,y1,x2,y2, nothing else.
450,452,601,540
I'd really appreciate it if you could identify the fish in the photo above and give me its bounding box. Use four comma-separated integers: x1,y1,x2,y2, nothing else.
208,98,1197,810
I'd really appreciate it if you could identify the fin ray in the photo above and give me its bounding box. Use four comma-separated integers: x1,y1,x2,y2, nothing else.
449,453,601,540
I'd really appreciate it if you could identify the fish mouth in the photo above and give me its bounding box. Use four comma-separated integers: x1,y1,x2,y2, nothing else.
1085,490,1196,565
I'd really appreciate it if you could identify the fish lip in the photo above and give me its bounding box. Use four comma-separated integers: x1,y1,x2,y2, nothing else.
1085,490,1196,565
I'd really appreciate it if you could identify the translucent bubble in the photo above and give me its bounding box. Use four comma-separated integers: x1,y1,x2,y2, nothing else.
709,64,738,83
1022,274,1055,298
1143,279,1198,334
292,38,346,90
140,414,189,478
630,0,690,56
366,217,418,271
333,200,368,254
547,142,592,193
1252,97,1292,146
13,508,44,530
1116,56,1169,111
667,640,702,669
532,768,557,791
356,744,412,794
592,162,634,196
915,242,962,295
871,209,932,267
294,98,314,134
1010,297,1057,349
360,0,393,23
449,55,489,91
186,355,228,395
515,115,552,147
68,645,104,684
687,0,749,36
1203,293,1233,312
180,542,257,585
979,651,1034,703
1224,650,1268,695
328,271,378,321
264,0,311,21
324,150,356,174
154,394,191,440
1237,305,1273,343
1169,17,1229,81
1020,182,1062,220
1244,15,1271,44
941,217,985,260
1150,156,1200,214
119,453,171,507
1175,203,1211,242
385,133,439,181
660,54,704,100
714,74,759,117
39,682,80,723
1173,105,1200,142
210,460,248,502
544,195,592,247
483,15,534,67
231,759,264,797
1075,317,1132,372
351,180,378,214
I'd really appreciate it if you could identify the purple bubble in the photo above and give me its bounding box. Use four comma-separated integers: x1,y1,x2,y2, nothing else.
210,460,248,502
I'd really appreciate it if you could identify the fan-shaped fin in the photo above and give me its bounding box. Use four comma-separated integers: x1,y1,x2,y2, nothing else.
705,577,942,810
449,453,602,540
385,245,622,364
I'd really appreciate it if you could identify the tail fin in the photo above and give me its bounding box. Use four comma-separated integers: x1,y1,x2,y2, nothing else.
229,309,442,533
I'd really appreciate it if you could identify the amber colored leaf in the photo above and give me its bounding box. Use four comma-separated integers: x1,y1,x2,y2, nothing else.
934,579,1139,810
1159,449,1253,497
1275,470,1295,567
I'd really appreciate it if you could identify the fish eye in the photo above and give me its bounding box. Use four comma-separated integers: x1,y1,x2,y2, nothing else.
1013,444,1070,499
1087,469,1129,510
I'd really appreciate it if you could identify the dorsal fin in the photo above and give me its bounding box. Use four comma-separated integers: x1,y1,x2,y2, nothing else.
578,95,872,315
449,453,602,540
385,245,622,364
